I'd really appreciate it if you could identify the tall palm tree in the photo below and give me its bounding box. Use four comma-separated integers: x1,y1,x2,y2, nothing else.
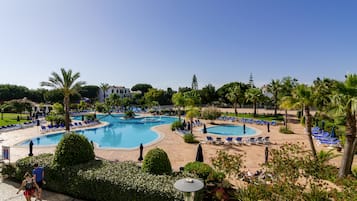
245,88,264,117
185,106,200,134
293,84,317,159
267,79,282,116
279,77,298,127
172,92,186,121
226,85,242,116
330,74,357,178
279,96,294,130
41,68,85,132
313,77,337,111
100,83,110,102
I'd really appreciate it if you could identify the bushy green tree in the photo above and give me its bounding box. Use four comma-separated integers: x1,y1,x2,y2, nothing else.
142,148,172,175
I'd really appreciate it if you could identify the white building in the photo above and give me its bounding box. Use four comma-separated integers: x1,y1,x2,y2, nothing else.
98,85,131,102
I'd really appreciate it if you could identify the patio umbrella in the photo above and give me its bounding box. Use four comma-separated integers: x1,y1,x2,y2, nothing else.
321,121,325,131
267,123,270,133
195,144,204,162
138,143,144,161
243,124,246,134
203,124,207,134
29,140,34,156
264,146,269,164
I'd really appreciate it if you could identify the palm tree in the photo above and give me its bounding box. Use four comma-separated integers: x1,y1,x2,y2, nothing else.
267,79,282,116
279,77,298,128
100,83,110,102
41,68,85,132
245,88,264,117
313,77,337,111
185,106,200,134
108,93,121,112
330,74,357,178
172,92,186,121
292,84,317,159
279,96,294,130
226,85,242,116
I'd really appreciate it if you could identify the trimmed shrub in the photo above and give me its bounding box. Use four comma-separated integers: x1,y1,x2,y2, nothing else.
45,114,65,125
183,134,199,144
171,120,183,131
53,132,94,167
142,148,172,175
184,162,214,181
279,126,294,134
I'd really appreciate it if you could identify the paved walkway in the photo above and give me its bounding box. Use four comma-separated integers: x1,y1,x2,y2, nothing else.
0,177,84,201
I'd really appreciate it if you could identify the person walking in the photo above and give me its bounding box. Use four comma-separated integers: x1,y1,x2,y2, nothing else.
17,172,40,201
32,163,45,201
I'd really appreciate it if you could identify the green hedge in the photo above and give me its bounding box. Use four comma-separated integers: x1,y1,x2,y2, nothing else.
5,154,202,201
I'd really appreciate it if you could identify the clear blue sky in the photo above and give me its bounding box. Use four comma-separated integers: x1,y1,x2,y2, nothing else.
0,0,356,90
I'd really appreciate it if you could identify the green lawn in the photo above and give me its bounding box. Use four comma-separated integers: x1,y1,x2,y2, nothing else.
0,113,31,126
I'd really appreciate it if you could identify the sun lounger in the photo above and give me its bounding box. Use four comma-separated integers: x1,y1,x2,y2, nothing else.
256,137,264,144
215,137,224,145
234,137,243,145
246,137,257,145
263,136,270,145
206,136,214,144
225,137,233,145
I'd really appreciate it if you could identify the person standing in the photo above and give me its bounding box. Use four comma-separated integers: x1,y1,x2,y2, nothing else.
17,172,40,201
32,163,45,201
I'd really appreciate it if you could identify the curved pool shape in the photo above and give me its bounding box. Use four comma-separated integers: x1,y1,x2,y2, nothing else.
206,124,256,136
20,115,177,149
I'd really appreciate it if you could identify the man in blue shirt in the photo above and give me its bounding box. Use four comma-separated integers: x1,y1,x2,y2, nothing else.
32,163,45,201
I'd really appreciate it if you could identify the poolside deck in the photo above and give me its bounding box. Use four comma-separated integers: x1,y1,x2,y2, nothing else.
1,108,354,174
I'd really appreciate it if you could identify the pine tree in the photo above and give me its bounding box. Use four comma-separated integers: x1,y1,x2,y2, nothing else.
249,73,254,88
192,74,198,90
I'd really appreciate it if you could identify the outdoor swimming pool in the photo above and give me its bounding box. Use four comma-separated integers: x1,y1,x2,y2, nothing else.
20,115,177,149
206,124,257,136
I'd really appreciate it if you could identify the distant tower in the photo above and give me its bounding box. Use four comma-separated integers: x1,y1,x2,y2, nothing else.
249,73,254,88
192,74,198,90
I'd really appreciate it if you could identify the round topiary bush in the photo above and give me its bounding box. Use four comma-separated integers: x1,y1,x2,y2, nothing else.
142,148,172,175
184,162,214,181
53,132,95,167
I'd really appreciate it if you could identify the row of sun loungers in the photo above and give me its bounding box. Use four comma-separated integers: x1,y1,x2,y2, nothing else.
40,120,99,133
312,126,341,147
206,136,270,145
217,116,277,126
0,121,35,132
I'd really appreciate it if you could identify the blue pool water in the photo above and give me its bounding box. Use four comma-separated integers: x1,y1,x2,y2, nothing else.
206,124,256,136
20,115,177,149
